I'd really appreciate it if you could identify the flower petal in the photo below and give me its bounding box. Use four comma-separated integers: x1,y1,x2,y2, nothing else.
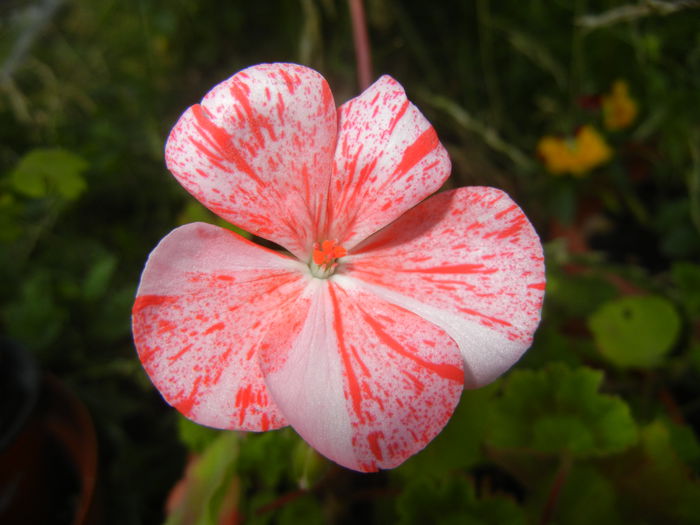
258,280,464,472
132,222,309,431
327,75,451,249
165,63,337,259
344,187,545,388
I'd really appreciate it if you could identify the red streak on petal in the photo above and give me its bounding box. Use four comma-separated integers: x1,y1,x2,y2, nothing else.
190,105,264,186
229,81,276,145
328,286,365,423
235,384,253,426
494,204,517,220
278,68,298,94
203,322,225,335
458,307,513,327
133,294,178,314
391,127,438,179
361,312,463,383
168,344,193,363
402,370,425,394
320,82,333,115
484,215,527,240
174,376,202,415
157,319,177,334
387,99,409,135
397,264,497,275
367,431,385,461
421,159,440,172
528,282,546,290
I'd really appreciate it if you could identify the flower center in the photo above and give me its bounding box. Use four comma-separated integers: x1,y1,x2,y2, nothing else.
309,240,346,279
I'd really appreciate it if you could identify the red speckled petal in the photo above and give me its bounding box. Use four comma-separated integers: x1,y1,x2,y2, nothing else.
343,187,545,388
165,63,336,260
132,222,310,431
325,75,451,249
258,280,464,472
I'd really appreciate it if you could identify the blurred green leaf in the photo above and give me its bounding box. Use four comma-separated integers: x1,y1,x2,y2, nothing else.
10,148,88,200
2,270,64,351
83,252,117,301
237,429,305,489
671,262,700,318
486,364,637,458
177,414,222,454
164,431,239,525
608,420,700,524
588,295,681,368
275,494,325,525
291,438,327,490
667,419,700,466
553,465,620,525
545,268,617,319
397,476,525,525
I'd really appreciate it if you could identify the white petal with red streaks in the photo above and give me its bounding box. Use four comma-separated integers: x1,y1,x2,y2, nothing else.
132,222,310,431
165,63,337,260
343,187,545,388
326,75,451,249
259,280,464,472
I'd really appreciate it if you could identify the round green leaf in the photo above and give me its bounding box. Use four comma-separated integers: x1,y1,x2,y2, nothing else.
588,295,681,368
10,148,88,200
486,364,637,458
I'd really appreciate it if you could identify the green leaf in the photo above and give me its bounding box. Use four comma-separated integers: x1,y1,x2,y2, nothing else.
83,252,117,301
164,431,239,525
237,429,305,489
608,420,700,524
486,364,637,458
671,262,700,318
275,494,325,525
2,271,65,352
553,465,620,525
177,414,222,454
10,148,88,200
0,193,22,243
544,267,617,319
397,476,525,525
291,438,327,490
588,295,681,368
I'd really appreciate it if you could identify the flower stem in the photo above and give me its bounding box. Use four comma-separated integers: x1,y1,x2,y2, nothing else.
348,0,373,91
540,452,573,525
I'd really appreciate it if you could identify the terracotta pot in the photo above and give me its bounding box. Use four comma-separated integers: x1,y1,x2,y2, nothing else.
0,338,100,525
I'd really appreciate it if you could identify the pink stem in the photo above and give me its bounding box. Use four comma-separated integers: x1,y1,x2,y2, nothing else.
348,0,373,91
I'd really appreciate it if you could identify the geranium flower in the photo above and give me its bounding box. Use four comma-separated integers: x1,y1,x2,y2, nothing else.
132,63,545,472
537,125,612,176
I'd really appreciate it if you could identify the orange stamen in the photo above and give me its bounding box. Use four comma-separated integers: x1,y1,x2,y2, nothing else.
312,240,347,266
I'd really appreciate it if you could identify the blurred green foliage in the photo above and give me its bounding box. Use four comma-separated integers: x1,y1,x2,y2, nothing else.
1,0,700,523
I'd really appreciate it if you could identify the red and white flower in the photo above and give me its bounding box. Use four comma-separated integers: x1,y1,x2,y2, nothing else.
132,63,545,472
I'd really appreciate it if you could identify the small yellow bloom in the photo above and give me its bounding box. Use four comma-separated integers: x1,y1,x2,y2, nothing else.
602,80,638,131
537,125,612,176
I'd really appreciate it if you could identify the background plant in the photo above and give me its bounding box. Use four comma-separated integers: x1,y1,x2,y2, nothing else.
1,1,699,523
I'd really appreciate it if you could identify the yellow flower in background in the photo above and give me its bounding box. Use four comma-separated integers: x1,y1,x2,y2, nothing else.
602,80,638,131
537,125,612,176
